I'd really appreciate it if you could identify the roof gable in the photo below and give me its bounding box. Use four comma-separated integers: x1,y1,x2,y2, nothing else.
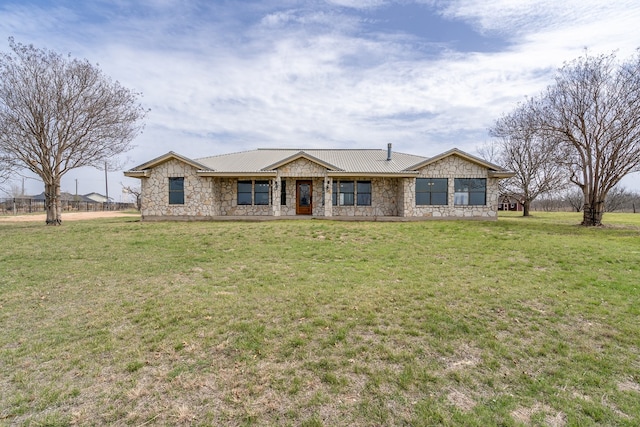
125,152,211,177
263,151,342,171
407,148,505,172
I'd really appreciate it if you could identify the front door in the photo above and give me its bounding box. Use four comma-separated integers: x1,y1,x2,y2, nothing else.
296,180,312,215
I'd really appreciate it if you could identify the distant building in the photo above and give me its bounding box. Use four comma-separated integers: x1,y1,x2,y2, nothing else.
83,192,110,203
498,195,524,212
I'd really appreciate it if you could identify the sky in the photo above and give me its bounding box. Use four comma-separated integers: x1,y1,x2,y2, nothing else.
1,0,640,199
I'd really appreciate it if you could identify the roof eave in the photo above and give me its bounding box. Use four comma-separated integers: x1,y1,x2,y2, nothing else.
197,171,277,177
327,171,419,178
488,171,516,179
124,171,149,178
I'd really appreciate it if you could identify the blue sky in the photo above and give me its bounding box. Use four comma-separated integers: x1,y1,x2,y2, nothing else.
1,0,640,197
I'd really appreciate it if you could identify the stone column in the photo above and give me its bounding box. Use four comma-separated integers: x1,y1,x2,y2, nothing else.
324,177,332,217
272,177,281,217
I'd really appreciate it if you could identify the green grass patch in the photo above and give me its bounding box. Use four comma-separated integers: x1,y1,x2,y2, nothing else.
1,212,639,425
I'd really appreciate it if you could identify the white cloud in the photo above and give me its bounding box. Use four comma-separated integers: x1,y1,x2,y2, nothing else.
2,0,640,195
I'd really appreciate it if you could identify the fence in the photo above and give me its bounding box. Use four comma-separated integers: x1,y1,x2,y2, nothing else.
0,197,135,215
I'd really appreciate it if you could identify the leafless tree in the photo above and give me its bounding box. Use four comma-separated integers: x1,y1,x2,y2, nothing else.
604,186,637,212
0,38,146,224
534,50,640,226
488,98,567,216
121,183,142,210
563,189,584,212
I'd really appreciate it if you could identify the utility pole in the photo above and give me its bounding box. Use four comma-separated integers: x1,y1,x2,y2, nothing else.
104,161,109,208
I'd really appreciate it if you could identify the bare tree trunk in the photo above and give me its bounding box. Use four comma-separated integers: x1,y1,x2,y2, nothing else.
522,200,531,217
582,200,604,226
45,182,62,225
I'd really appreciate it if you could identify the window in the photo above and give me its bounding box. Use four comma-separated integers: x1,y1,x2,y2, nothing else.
331,180,372,206
254,181,270,205
168,177,184,204
416,178,447,205
339,181,354,206
237,181,253,205
357,181,372,206
280,180,286,205
238,180,272,205
454,178,486,205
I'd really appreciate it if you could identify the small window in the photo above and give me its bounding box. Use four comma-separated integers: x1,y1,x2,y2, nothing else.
357,181,372,206
168,177,184,205
454,178,486,206
254,181,270,205
339,181,354,206
280,180,286,205
416,178,448,205
237,181,252,205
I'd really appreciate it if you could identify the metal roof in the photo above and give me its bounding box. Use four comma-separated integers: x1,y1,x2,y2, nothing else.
125,147,514,178
196,148,428,174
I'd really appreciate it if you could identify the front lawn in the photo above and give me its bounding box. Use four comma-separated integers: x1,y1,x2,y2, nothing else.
1,213,639,425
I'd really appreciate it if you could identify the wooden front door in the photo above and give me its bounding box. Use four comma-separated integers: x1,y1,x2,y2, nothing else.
296,180,312,215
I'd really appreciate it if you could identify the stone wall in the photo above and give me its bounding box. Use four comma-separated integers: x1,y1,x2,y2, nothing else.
139,154,501,220
140,159,217,218
331,177,399,217
402,155,498,218
278,159,327,216
218,178,272,216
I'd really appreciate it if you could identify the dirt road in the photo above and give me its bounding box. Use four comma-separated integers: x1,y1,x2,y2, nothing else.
0,211,140,222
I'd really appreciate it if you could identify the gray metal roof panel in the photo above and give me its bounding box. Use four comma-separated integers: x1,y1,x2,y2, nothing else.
196,149,428,174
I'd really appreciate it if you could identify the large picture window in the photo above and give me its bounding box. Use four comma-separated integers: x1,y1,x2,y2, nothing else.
416,178,448,205
168,177,184,205
454,178,486,205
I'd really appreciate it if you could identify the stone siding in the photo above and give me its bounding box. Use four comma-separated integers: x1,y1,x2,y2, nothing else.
139,154,501,220
332,177,399,217
403,155,498,218
140,159,217,218
277,159,327,216
218,178,272,216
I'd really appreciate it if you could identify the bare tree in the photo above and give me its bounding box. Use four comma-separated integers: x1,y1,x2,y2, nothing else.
121,183,142,210
0,38,146,224
563,189,584,212
488,98,567,216
535,50,640,226
604,186,636,212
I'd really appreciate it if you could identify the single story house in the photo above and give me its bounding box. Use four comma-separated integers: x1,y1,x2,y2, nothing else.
84,192,111,203
124,145,514,221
